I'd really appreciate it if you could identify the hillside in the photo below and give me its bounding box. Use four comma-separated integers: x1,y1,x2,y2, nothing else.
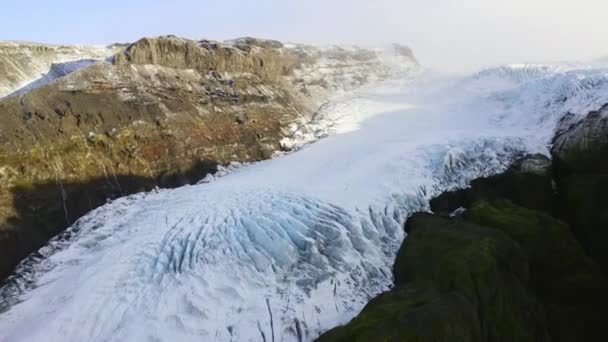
0,36,419,280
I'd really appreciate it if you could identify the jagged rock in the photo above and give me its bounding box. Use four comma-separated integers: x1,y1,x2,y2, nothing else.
552,104,608,174
227,36,285,51
318,284,483,341
113,36,299,82
516,153,552,175
551,104,608,272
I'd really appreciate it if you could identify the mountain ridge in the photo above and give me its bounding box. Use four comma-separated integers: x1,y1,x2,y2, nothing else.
0,35,419,280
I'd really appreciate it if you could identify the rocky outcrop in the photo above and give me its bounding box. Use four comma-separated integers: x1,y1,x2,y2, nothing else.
113,36,302,82
467,200,608,341
320,154,608,341
320,210,551,342
0,36,418,280
431,153,555,214
551,104,608,272
552,104,608,174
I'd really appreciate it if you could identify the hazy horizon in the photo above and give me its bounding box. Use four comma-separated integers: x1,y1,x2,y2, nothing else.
2,0,607,71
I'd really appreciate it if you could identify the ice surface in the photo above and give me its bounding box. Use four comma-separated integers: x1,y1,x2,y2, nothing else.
1,64,608,341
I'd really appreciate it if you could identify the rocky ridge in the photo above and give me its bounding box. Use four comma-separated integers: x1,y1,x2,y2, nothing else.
551,105,608,272
0,36,418,280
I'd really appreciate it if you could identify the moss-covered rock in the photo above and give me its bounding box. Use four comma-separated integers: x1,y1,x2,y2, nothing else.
319,213,550,342
552,105,608,174
550,104,608,272
554,174,608,273
467,200,608,341
320,178,608,342
318,284,482,342
431,154,554,215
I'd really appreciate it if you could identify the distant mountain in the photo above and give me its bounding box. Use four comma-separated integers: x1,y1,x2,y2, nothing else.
0,41,123,98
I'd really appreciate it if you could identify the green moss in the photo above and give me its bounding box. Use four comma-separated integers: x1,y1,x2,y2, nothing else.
467,200,608,341
318,284,482,342
555,174,608,272
321,213,549,342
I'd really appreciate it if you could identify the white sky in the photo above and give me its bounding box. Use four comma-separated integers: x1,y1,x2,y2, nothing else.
2,0,607,71
258,0,608,71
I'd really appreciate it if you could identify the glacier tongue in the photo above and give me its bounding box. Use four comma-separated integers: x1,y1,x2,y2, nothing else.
2,65,608,341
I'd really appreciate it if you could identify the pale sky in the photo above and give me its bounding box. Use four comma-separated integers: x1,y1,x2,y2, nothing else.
2,0,607,71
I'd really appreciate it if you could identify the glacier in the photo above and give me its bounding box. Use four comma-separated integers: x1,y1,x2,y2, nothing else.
1,64,608,342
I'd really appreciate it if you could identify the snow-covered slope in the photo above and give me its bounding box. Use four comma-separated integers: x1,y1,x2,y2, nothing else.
281,44,420,150
0,41,121,98
1,64,608,342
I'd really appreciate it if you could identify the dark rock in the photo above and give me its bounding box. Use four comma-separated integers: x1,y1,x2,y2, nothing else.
554,174,608,272
431,154,554,214
320,213,550,342
552,104,608,174
0,159,218,280
467,200,608,341
318,284,483,342
229,37,284,52
550,104,608,271
157,159,218,188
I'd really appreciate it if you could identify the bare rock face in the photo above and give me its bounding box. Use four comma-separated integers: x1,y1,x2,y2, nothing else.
552,104,608,174
0,36,419,279
551,104,608,272
113,36,301,82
